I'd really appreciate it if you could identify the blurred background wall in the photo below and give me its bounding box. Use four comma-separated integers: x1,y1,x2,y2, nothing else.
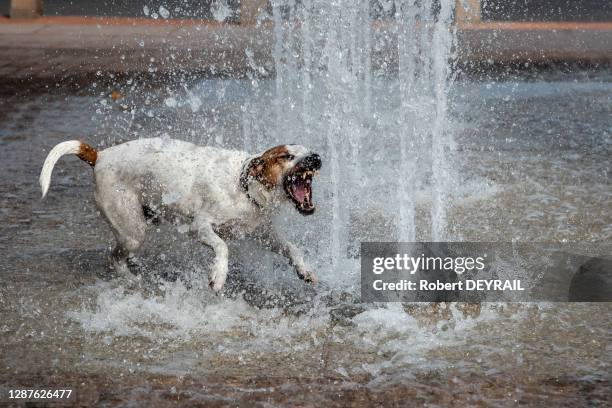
1,0,611,22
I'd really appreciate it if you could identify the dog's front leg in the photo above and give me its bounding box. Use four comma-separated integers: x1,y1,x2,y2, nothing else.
191,216,228,292
257,226,317,284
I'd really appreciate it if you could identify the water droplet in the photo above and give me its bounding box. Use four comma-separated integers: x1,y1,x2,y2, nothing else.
158,6,170,19
164,97,178,108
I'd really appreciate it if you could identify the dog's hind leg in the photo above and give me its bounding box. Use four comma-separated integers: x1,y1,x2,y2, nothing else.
190,216,229,292
95,188,147,278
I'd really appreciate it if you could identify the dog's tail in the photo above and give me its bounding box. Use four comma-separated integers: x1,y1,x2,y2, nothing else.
39,140,97,199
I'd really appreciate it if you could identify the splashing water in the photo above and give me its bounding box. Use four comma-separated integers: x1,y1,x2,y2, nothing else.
395,0,457,241
1,3,610,402
265,0,457,273
66,0,463,341
130,1,457,284
4,2,607,403
211,0,233,22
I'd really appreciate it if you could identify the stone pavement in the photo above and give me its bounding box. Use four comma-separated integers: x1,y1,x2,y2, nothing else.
0,16,611,78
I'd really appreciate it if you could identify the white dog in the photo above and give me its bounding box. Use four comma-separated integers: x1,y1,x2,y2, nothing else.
39,137,321,291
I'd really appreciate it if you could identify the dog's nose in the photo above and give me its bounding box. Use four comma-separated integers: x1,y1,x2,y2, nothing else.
302,153,322,170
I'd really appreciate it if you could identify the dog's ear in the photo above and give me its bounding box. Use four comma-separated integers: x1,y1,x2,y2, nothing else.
248,157,264,179
248,156,277,189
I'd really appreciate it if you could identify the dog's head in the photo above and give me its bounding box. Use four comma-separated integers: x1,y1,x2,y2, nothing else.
243,144,322,215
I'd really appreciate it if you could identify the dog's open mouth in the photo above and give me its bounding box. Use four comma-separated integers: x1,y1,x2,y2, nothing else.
284,170,317,215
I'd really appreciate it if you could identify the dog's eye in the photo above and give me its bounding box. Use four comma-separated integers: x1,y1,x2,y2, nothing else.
282,154,295,161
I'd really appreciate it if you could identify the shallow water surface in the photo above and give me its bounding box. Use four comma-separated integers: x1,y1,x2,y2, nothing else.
0,71,610,406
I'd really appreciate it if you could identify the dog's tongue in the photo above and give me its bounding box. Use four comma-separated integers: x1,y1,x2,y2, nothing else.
292,180,306,203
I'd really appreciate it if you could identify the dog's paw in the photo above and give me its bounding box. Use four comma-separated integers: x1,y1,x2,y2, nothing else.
111,259,140,284
208,265,227,293
297,267,317,284
209,278,225,293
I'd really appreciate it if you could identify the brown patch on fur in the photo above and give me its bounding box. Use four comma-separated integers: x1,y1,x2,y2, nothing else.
77,142,97,166
249,145,290,189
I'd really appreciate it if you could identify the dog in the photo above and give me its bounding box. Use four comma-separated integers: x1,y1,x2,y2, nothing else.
39,137,322,292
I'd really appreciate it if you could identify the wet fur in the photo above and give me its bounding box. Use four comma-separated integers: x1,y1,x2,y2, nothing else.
39,137,319,291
